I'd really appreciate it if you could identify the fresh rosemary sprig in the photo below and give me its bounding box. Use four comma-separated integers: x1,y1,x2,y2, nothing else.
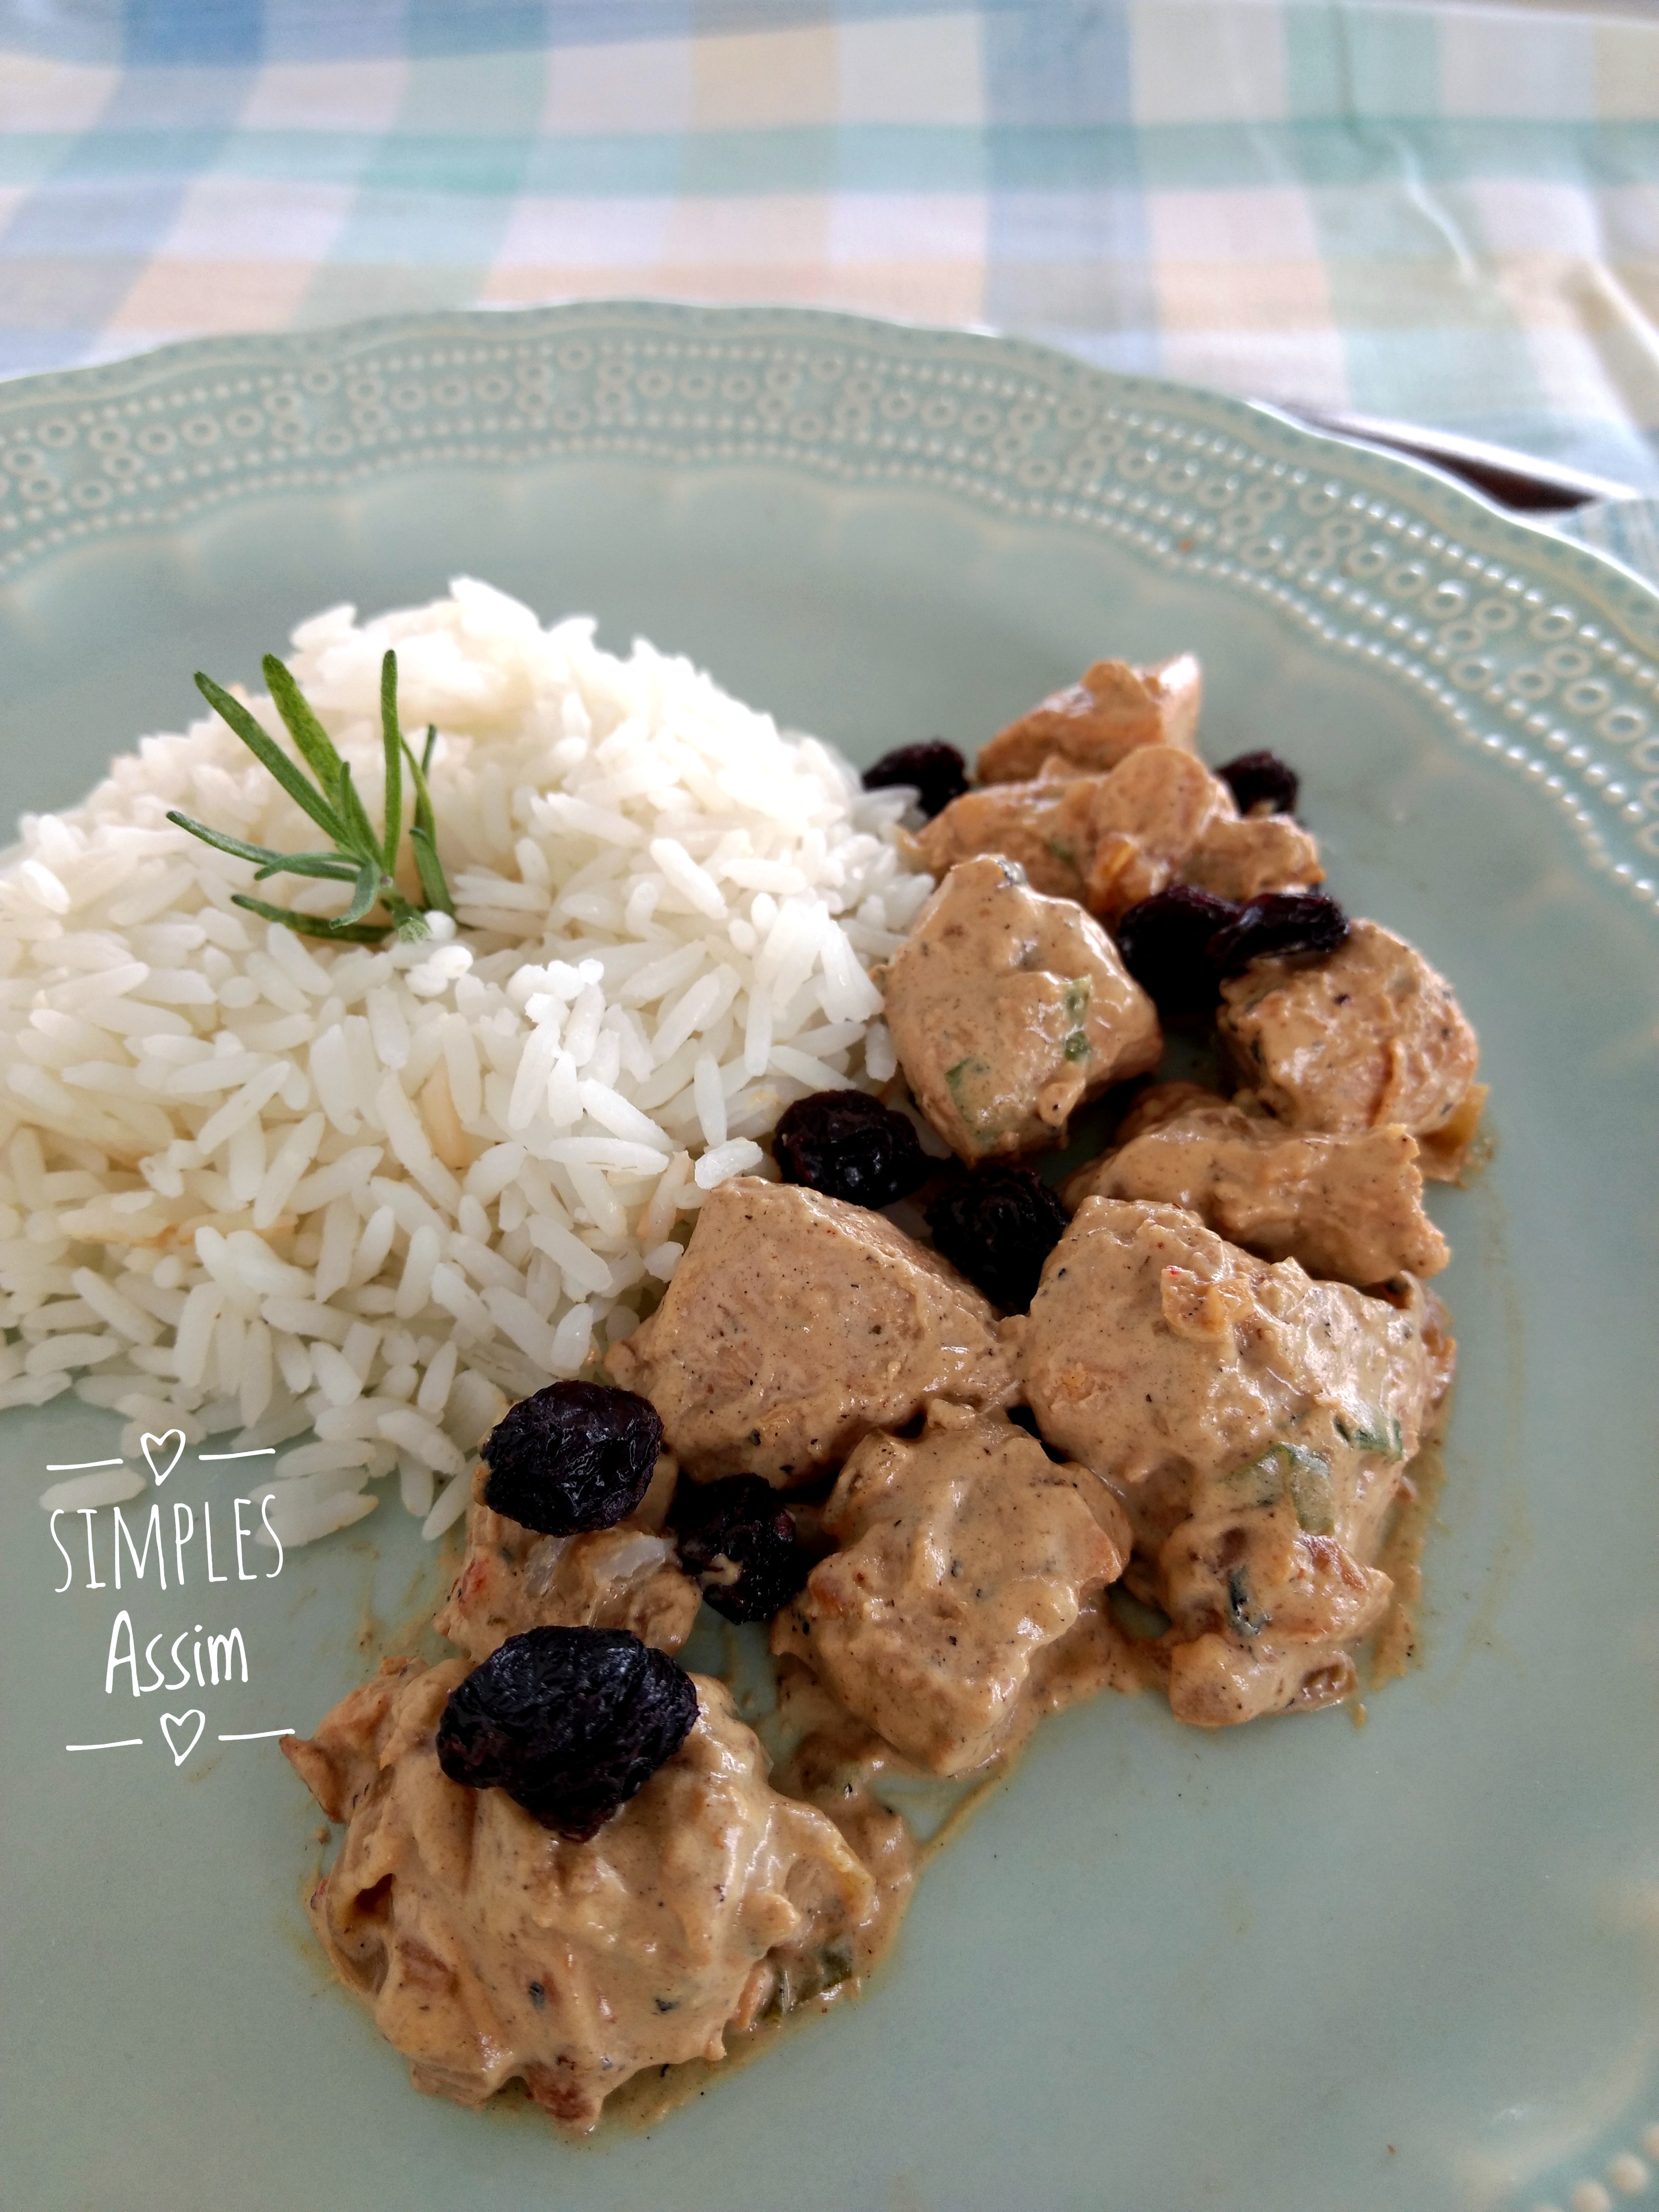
166,649,456,944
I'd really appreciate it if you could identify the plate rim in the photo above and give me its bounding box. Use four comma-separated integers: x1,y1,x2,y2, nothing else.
3,292,1655,611
4,296,1658,930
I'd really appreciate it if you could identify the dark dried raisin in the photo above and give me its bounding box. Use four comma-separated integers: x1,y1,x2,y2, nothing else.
861,741,970,819
672,1475,810,1623
482,1381,664,1537
1115,886,1241,1019
436,1625,697,1840
1205,890,1349,976
773,1088,931,1210
926,1161,1070,1311
1217,749,1299,818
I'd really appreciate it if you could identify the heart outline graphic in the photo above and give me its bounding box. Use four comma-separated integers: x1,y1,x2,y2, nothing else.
160,1710,205,1767
141,1430,186,1485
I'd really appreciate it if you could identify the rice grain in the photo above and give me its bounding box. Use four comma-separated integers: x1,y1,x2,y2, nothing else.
3,585,931,1543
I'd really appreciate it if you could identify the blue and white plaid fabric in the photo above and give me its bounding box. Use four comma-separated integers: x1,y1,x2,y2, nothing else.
0,0,1656,508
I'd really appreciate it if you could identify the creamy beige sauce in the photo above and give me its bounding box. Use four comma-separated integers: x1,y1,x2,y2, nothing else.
914,745,1318,924
1218,919,1482,1176
605,1175,1016,1485
1181,811,1326,903
768,1661,920,1968
880,854,1162,1159
598,1663,937,2134
435,1459,699,1662
285,1661,878,2135
1008,1197,1454,1726
1024,1583,1169,1711
976,654,1202,783
1368,1431,1448,1688
772,1401,1130,1774
915,746,1222,915
1062,1081,1449,1286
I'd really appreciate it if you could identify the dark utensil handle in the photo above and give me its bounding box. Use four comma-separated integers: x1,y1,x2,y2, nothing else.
1271,405,1635,513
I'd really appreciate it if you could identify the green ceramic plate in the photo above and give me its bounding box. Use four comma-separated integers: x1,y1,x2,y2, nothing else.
3,304,1658,2212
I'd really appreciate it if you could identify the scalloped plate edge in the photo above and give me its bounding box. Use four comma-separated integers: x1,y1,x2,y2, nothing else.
1,298,1656,924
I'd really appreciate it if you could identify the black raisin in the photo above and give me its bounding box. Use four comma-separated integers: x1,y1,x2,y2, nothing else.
671,1475,810,1623
1217,749,1300,818
482,1381,664,1537
926,1161,1070,1311
1114,886,1241,1020
1205,890,1349,977
861,741,970,819
773,1088,931,1210
436,1625,697,1841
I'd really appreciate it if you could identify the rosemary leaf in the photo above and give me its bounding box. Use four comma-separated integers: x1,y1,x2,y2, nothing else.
193,673,349,846
264,654,348,808
402,731,455,915
408,726,437,839
251,851,364,883
335,759,381,864
190,654,451,945
337,857,382,928
231,891,391,944
408,826,449,917
380,649,403,875
165,811,289,871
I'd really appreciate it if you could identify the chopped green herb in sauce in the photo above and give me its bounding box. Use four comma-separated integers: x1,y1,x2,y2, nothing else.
1222,1442,1334,1534
818,1937,855,1991
944,1054,993,1127
1059,978,1093,1062
1335,1412,1405,1460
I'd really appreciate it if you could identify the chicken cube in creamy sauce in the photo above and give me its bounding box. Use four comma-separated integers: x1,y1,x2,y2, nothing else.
1219,919,1483,1179
914,746,1321,923
1181,810,1325,905
1007,1198,1453,1727
1062,1082,1449,1287
605,1175,1015,1486
881,854,1162,1160
284,1660,874,2134
265,619,1498,2148
976,654,1202,784
435,1458,700,1663
773,1403,1131,1775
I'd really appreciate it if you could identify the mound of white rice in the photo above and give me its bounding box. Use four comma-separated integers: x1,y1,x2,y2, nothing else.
1,580,933,1547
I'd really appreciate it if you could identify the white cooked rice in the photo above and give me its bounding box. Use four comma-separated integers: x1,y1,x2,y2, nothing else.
3,580,933,1548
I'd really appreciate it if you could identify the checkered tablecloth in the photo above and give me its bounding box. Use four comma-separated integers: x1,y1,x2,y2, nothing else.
1,0,1657,509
